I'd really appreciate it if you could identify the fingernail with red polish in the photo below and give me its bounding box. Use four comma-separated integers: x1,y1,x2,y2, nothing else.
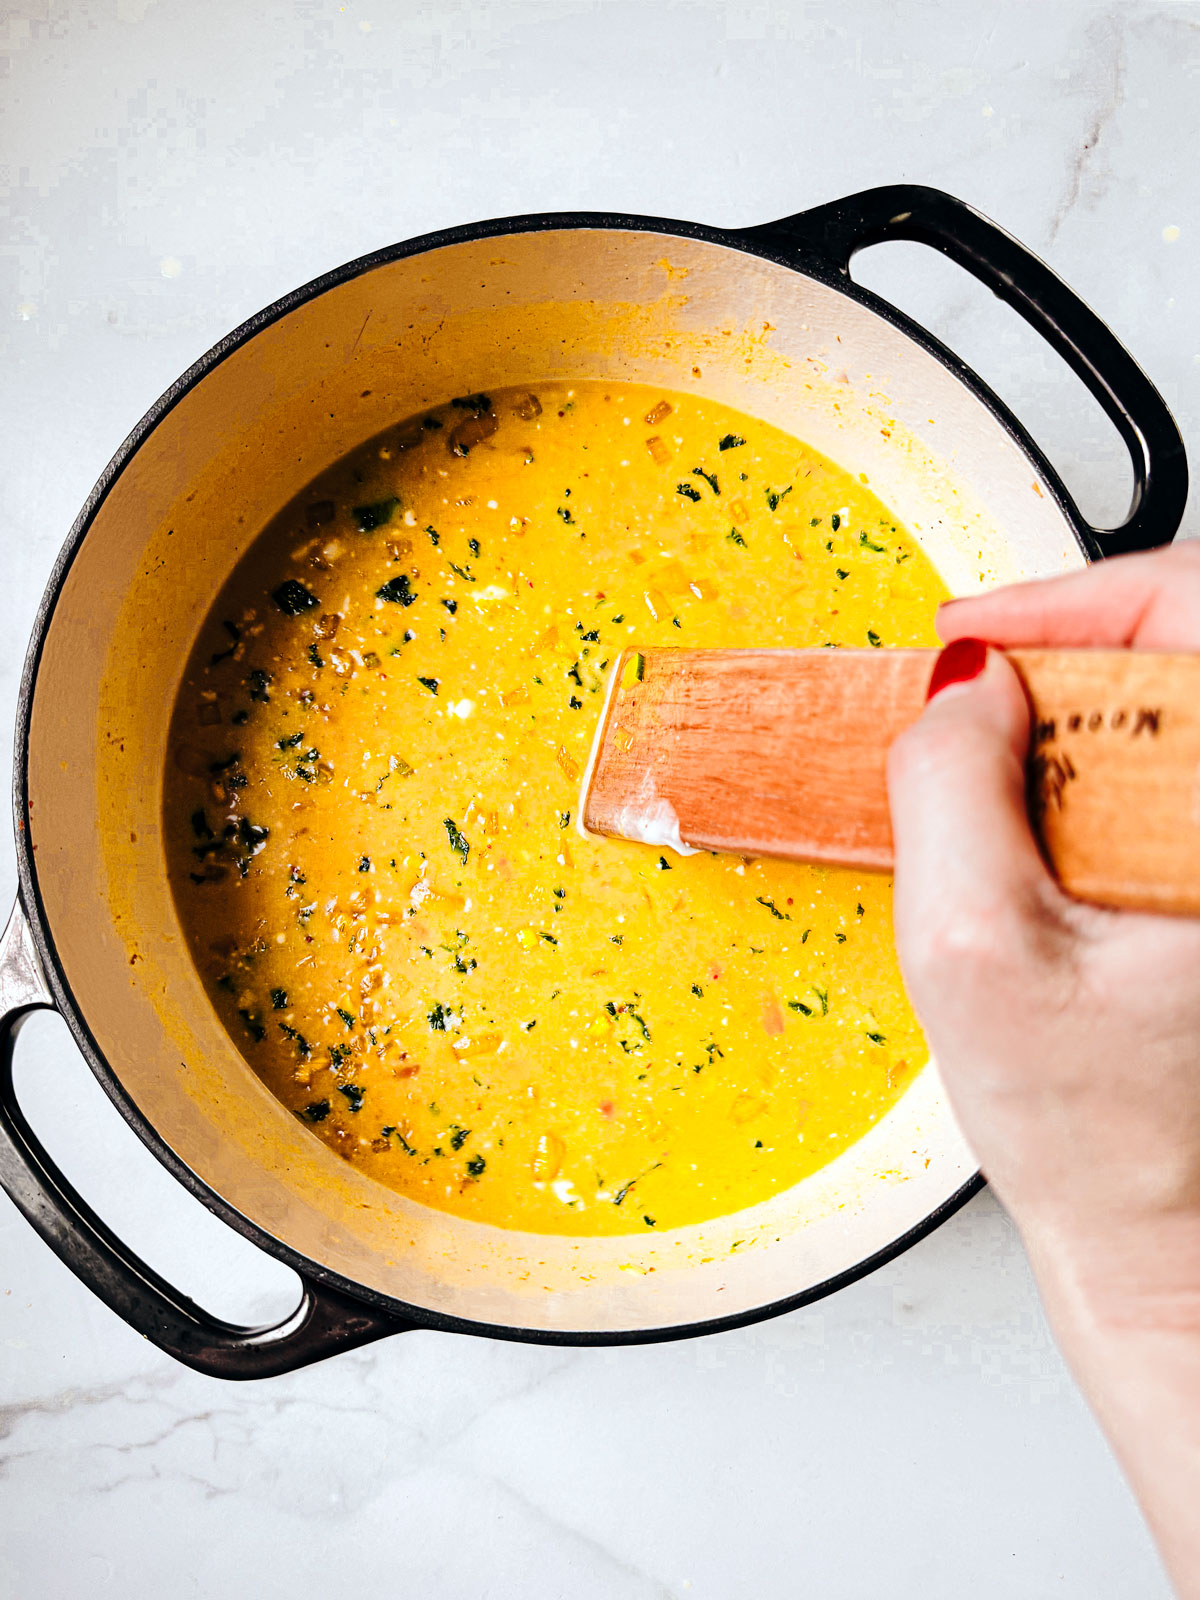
926,637,988,702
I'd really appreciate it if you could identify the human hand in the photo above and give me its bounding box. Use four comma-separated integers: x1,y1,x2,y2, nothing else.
889,542,1200,1303
887,543,1200,1594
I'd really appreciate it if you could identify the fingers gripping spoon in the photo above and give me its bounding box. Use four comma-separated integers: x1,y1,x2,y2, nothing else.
579,645,1200,915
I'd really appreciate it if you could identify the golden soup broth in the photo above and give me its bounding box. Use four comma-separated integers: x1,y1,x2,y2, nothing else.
164,383,947,1235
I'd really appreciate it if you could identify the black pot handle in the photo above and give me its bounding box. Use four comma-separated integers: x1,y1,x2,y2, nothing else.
741,183,1188,558
0,901,412,1379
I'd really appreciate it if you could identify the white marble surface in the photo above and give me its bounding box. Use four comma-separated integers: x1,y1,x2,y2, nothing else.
1,2,1196,1594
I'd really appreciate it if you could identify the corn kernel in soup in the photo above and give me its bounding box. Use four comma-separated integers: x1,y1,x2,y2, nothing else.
164,382,946,1236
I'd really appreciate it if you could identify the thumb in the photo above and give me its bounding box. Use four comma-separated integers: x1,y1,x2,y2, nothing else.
887,639,1055,954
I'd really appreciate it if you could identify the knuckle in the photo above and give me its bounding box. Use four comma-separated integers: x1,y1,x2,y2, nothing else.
901,882,1071,999
889,714,996,796
888,717,963,788
902,917,1019,1018
914,901,1020,979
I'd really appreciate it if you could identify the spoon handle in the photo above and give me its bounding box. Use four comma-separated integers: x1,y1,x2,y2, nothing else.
582,646,1200,914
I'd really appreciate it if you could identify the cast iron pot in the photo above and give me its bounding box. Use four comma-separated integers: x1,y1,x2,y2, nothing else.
0,185,1186,1379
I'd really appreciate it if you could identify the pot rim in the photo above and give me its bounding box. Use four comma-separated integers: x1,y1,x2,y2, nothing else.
11,203,1056,1346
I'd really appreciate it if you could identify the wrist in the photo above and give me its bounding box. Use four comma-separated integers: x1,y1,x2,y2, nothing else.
1020,1216,1200,1599
1020,1206,1200,1340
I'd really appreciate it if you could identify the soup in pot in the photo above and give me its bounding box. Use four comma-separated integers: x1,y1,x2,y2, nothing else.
164,382,947,1235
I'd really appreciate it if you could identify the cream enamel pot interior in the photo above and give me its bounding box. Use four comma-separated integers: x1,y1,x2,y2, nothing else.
0,186,1186,1378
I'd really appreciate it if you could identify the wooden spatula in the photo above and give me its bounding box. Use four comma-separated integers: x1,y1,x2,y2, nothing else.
580,646,1200,915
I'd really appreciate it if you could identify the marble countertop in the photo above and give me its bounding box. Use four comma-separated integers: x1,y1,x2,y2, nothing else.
1,3,1194,1594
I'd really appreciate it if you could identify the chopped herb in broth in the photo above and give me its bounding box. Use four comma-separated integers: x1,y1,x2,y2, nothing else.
164,383,943,1235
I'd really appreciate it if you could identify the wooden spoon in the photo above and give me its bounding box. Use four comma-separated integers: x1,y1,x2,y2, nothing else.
580,646,1200,915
